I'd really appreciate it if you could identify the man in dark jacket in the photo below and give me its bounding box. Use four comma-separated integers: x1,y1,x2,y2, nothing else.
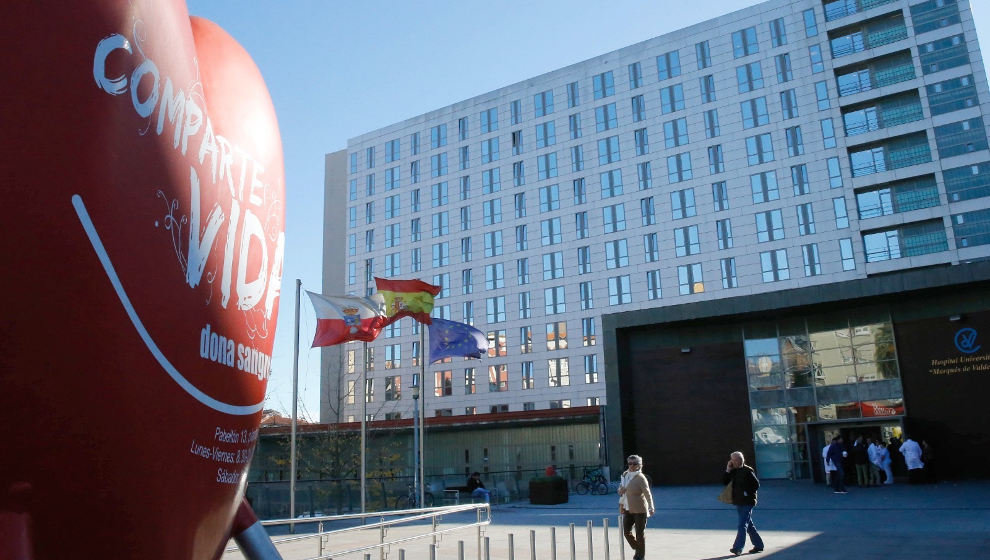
723,451,764,556
826,436,848,493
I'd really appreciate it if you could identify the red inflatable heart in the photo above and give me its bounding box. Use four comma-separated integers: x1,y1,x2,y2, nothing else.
1,1,285,558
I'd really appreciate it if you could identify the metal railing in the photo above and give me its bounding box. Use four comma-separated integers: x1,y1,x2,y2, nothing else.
225,502,491,560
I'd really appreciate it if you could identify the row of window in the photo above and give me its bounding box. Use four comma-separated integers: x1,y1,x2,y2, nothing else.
348,7,829,173
355,397,597,421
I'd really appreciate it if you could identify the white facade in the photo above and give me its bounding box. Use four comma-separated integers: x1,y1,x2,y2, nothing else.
323,0,990,423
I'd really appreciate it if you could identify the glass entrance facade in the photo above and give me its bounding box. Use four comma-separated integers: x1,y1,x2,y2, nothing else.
743,309,905,479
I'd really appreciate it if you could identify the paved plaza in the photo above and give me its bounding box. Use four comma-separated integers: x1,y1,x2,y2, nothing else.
228,479,990,559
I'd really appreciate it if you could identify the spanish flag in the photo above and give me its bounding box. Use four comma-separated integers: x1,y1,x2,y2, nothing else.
374,277,442,325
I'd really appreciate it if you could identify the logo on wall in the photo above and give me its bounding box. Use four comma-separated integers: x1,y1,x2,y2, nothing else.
954,328,981,354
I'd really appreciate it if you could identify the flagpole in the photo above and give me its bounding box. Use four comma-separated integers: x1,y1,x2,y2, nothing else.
290,278,301,531
361,269,369,514
418,325,426,508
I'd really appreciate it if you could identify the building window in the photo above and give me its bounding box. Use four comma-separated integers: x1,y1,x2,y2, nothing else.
792,164,809,196
756,209,785,242
510,99,522,125
578,246,592,274
716,219,733,249
815,81,830,110
484,231,503,257
605,239,629,269
486,296,506,323
641,197,656,226
839,238,856,270
575,212,589,239
660,84,685,113
593,71,614,99
520,326,533,354
482,199,501,225
802,243,821,276
741,97,769,129
646,270,662,300
828,157,843,188
541,217,562,245
785,126,804,156
543,251,565,280
803,8,818,37
546,321,568,350
598,136,621,165
544,286,566,315
700,74,716,103
608,275,632,305
721,257,738,288
775,53,792,83
595,103,617,132
797,202,816,235
517,257,529,285
629,61,643,89
567,81,580,108
579,281,594,310
732,27,759,58
365,378,375,403
834,197,850,229
637,162,653,190
760,249,790,282
514,193,527,219
584,355,599,383
746,133,774,165
671,188,696,219
736,62,764,93
431,124,447,149
634,128,649,156
434,370,453,397
518,291,531,319
512,130,523,156
548,358,570,387
644,232,660,262
385,375,402,401
431,153,448,177
521,362,534,389
480,107,498,133
657,50,681,80
664,118,689,148
488,365,508,392
770,17,787,47
674,225,700,257
781,89,798,120
713,181,729,212
809,44,825,73
535,121,556,148
569,113,582,139
603,204,626,233
410,132,420,156
458,117,469,141
582,317,596,346
704,109,720,138
487,329,507,358
677,263,704,295
696,40,712,69
751,171,780,203
667,152,692,182
573,178,587,205
534,90,554,118
631,95,646,122
485,263,505,289
537,153,558,180
821,118,836,148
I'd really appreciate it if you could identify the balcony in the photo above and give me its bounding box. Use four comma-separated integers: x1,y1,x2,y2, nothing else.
849,132,932,177
829,14,908,59
855,174,940,219
842,90,924,136
824,0,898,23
835,50,915,97
863,219,948,263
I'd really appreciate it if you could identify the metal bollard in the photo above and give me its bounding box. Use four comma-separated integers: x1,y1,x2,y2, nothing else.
603,518,610,560
569,523,576,560
431,544,438,560
587,520,594,560
618,515,625,560
365,554,372,560
318,521,324,556
551,526,557,560
485,536,491,560
380,516,386,560
399,550,405,560
509,533,515,560
459,540,465,560
530,529,537,560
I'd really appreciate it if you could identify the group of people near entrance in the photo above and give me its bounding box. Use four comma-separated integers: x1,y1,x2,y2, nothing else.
618,452,763,559
823,434,934,492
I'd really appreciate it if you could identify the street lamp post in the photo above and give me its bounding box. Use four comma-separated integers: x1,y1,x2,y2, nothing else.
412,384,420,507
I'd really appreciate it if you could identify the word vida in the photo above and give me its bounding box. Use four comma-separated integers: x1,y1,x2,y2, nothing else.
92,32,284,319
201,323,271,381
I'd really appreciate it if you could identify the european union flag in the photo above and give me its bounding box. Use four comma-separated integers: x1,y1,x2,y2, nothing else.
428,318,487,363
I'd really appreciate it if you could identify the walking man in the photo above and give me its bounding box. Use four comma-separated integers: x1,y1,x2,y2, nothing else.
617,454,654,560
724,451,765,556
826,436,849,493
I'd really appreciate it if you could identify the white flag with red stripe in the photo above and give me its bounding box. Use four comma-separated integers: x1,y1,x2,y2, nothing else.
307,291,385,347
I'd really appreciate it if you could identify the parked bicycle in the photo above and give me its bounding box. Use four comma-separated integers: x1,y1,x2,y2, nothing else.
574,467,609,495
394,483,434,509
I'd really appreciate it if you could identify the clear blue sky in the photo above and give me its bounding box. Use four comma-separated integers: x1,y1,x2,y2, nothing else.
186,0,990,422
